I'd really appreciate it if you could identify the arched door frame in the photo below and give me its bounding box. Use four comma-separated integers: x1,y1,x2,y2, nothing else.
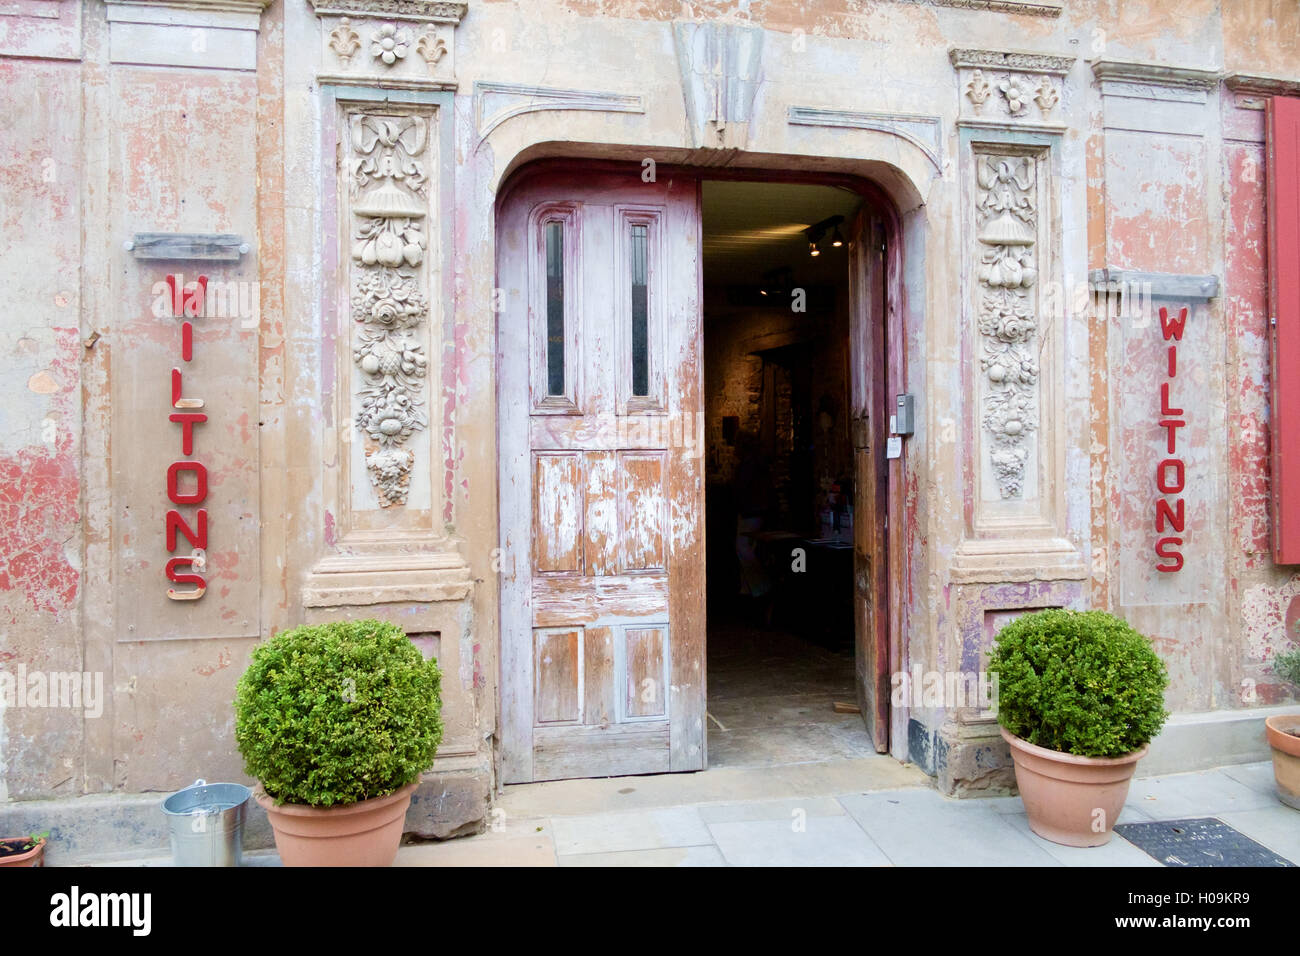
494,157,911,770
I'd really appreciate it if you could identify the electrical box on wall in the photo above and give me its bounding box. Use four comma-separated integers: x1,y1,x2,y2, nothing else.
895,394,915,435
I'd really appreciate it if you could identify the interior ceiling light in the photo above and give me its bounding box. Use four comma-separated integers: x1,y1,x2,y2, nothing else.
803,214,846,257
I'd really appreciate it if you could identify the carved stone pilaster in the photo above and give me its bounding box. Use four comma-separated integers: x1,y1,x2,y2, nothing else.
345,111,433,507
973,149,1043,500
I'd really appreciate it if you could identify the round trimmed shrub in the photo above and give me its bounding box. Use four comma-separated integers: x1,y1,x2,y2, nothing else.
234,619,442,806
1275,648,1300,689
988,609,1169,758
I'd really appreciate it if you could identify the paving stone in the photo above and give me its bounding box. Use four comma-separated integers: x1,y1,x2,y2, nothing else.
1128,768,1279,818
396,831,556,867
559,845,726,867
1220,760,1283,796
710,815,889,866
838,788,1061,866
1000,811,1163,867
550,807,713,856
697,796,846,824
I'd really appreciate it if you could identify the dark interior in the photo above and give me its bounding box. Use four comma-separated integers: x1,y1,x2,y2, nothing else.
700,180,871,768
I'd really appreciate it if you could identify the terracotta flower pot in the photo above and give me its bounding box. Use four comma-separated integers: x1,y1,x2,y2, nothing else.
0,836,46,867
1264,714,1300,811
1001,727,1147,847
256,782,418,866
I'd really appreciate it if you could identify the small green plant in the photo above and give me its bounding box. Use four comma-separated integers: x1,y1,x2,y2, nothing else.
234,619,442,807
988,609,1169,758
0,831,46,858
1274,647,1300,689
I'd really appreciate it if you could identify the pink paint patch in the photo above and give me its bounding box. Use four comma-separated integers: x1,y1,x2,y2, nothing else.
0,443,78,618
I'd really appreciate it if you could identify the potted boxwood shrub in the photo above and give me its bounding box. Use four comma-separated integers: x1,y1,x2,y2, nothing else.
234,619,442,866
989,609,1169,847
1265,648,1300,810
0,831,47,867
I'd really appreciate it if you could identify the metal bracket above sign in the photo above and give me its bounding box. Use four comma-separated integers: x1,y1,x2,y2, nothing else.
1087,267,1219,301
125,233,251,262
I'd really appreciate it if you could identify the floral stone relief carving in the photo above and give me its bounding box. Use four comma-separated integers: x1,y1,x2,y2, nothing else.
416,32,447,71
965,69,992,111
329,18,361,66
371,23,412,65
975,154,1040,499
348,113,431,507
953,52,1066,122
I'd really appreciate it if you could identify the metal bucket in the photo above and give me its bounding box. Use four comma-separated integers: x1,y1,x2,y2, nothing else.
161,778,251,867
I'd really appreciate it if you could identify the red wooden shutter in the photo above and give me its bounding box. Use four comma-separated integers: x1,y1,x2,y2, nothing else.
1269,96,1300,564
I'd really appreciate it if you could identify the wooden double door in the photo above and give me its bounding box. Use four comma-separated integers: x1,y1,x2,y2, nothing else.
497,167,891,783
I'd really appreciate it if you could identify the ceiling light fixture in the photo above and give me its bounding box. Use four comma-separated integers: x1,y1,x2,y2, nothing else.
803,214,846,257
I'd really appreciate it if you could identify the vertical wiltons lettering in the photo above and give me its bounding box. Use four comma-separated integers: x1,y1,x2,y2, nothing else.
164,274,209,600
1154,306,1188,573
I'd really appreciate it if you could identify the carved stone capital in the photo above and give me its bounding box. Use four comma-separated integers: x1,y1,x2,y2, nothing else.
312,0,465,88
951,49,1074,129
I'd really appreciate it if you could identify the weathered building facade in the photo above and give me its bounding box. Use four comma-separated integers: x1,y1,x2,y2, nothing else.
2,0,1299,848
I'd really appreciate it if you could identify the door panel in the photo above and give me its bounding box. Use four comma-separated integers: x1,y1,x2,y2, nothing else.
849,212,891,753
533,453,582,573
499,169,705,783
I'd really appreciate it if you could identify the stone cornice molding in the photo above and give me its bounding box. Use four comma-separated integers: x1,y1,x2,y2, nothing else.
921,0,1060,15
949,48,1075,76
307,0,467,23
104,0,275,14
1090,58,1219,90
1223,72,1300,98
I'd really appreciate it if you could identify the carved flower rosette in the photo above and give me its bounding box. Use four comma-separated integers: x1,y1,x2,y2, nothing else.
348,113,431,507
975,154,1039,500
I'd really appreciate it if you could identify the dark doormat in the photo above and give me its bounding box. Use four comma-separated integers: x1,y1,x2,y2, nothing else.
1113,817,1296,867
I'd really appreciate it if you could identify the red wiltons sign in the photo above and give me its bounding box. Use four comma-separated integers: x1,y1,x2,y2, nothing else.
164,274,209,600
1154,306,1189,573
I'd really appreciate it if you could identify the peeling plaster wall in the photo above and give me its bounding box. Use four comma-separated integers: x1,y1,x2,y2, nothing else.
0,56,85,799
1221,79,1300,707
1,0,1298,813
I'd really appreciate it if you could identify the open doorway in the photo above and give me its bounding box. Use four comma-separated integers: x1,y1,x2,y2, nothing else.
495,161,896,783
702,180,875,768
